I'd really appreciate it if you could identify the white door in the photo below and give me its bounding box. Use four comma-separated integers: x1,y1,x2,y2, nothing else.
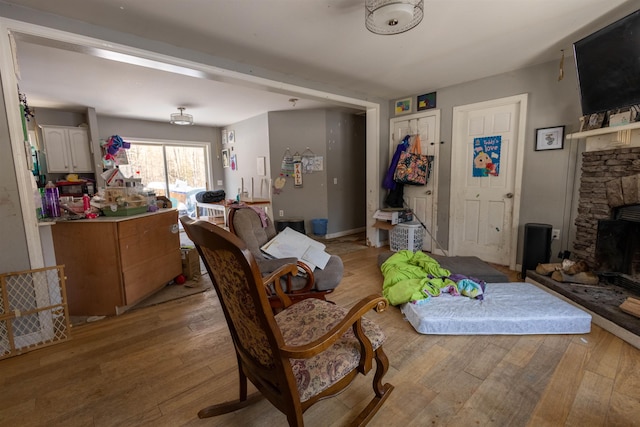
390,110,440,253
450,95,527,268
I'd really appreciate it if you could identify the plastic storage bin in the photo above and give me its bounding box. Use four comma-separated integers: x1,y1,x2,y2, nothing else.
311,218,328,235
390,221,424,252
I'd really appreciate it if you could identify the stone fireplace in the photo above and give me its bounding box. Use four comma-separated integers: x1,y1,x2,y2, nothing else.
573,146,640,290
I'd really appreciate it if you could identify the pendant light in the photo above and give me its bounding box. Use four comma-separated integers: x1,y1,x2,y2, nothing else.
170,107,194,125
365,0,424,35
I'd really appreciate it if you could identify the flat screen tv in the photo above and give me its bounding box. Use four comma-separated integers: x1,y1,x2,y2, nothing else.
573,9,640,116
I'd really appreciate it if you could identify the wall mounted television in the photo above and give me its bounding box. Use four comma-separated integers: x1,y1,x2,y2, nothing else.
573,9,640,116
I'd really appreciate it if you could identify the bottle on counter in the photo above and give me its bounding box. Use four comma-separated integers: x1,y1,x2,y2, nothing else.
44,181,61,218
82,193,91,214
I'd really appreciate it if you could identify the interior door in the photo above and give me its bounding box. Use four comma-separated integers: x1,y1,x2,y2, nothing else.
450,95,527,267
390,111,440,253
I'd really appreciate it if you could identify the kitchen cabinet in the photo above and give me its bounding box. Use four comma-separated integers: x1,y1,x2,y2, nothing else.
51,209,182,316
41,125,93,173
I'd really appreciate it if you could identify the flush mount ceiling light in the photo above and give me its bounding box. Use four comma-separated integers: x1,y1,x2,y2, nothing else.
170,107,194,125
365,0,424,35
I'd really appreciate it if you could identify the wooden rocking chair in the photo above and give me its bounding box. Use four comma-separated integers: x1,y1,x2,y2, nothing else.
180,216,393,426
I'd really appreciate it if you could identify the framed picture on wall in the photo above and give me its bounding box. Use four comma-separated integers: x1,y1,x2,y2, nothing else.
228,130,236,143
535,125,565,151
417,92,436,111
394,97,412,115
222,149,230,168
222,129,228,144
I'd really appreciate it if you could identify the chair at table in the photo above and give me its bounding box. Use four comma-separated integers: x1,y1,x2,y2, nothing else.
227,205,344,309
179,216,393,426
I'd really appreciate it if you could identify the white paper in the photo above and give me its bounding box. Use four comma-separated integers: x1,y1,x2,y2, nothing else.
261,227,330,270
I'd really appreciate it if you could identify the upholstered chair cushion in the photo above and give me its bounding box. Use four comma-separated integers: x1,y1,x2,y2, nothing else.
275,298,386,402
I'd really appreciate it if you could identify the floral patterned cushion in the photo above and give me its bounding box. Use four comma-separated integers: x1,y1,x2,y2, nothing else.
275,298,386,403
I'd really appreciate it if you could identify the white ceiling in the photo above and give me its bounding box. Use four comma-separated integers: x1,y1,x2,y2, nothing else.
4,0,638,127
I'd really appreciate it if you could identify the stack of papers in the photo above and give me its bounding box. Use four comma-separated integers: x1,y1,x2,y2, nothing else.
261,227,331,270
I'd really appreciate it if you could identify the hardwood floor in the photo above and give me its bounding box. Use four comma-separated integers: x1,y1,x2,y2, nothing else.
1,247,639,426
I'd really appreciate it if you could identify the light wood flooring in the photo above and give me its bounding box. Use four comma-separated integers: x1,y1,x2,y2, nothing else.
1,247,639,426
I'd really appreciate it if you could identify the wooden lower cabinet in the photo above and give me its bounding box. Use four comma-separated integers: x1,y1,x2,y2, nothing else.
51,209,182,316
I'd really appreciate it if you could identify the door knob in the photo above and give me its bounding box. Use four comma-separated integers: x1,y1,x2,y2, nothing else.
505,193,513,199
425,190,432,195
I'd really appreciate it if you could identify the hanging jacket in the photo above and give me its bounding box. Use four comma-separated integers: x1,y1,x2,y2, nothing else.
382,135,411,190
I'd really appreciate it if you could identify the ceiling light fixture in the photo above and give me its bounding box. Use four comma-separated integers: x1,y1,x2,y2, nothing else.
365,0,424,35
170,107,194,125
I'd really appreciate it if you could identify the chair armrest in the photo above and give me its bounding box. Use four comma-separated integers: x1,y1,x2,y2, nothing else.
279,294,388,359
262,263,298,308
291,261,315,293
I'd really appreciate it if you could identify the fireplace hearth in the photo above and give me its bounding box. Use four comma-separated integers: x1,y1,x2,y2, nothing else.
529,147,640,345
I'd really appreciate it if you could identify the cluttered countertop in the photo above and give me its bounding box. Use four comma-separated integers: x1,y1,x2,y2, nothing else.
38,207,177,224
37,169,174,224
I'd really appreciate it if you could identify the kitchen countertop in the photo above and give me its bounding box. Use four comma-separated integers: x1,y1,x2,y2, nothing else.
38,208,177,224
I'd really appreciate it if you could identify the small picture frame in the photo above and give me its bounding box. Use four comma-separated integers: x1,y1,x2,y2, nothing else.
221,129,228,144
586,112,605,130
222,148,230,168
228,130,236,143
535,126,565,151
394,97,412,115
417,92,436,111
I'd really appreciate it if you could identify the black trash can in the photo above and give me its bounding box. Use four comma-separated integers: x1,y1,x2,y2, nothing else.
522,223,552,278
275,218,305,234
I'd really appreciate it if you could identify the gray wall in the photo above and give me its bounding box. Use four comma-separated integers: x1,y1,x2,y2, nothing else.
390,59,584,263
221,113,270,201
266,109,366,235
0,77,30,272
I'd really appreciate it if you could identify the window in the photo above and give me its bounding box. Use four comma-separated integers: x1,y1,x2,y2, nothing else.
125,140,211,217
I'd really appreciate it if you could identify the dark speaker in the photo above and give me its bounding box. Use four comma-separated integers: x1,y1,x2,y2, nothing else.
522,223,552,278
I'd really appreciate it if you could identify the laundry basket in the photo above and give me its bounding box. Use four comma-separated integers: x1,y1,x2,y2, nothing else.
390,221,424,252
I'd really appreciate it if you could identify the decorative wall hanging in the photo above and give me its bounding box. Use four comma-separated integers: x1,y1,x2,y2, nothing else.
230,154,237,170
273,175,286,195
280,147,294,176
301,147,315,174
293,152,303,187
417,92,436,111
313,156,324,171
222,129,228,144
472,136,501,177
228,130,235,143
535,126,564,151
394,97,412,115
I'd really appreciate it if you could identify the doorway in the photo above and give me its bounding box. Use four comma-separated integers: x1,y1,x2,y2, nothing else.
450,94,527,268
389,110,440,253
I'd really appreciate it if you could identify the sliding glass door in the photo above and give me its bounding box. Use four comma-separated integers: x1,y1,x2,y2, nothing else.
126,140,210,217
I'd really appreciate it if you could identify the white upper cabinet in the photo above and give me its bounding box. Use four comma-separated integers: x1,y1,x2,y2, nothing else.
41,126,93,173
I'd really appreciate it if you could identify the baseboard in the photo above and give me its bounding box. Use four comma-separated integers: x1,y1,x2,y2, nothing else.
324,227,366,240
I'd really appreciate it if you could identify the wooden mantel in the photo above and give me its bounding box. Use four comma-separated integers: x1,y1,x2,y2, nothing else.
567,121,640,152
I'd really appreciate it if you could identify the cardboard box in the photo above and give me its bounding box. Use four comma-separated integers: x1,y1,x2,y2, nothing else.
180,247,201,280
373,209,413,225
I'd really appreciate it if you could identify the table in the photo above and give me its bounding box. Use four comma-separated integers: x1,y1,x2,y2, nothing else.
196,199,271,228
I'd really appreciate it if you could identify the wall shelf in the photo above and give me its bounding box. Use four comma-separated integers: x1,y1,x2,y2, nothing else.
566,121,640,140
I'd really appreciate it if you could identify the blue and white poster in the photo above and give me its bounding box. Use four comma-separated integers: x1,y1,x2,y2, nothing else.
472,136,501,177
